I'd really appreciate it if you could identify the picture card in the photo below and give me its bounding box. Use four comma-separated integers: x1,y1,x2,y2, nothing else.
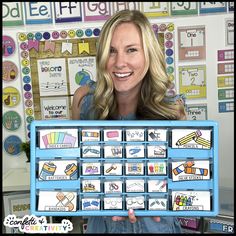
38,160,78,180
104,197,123,210
171,129,212,149
172,160,210,181
104,145,123,158
149,198,167,210
82,179,101,192
148,179,167,192
39,129,78,149
104,129,122,141
172,191,211,211
147,145,167,158
81,198,100,210
38,191,77,211
147,129,167,141
126,145,144,158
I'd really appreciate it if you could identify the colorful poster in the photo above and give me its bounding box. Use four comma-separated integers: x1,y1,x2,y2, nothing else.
112,2,140,13
4,135,22,155
37,58,68,96
170,2,198,16
218,101,234,113
218,88,234,100
3,111,22,131
3,35,16,57
218,62,234,74
83,2,111,21
152,22,176,95
178,26,206,61
225,19,234,46
199,2,227,14
217,75,234,88
68,57,96,95
40,97,70,120
179,65,207,99
141,2,169,17
3,2,24,26
54,2,82,23
186,104,207,120
218,49,234,61
3,61,18,82
3,192,30,233
2,86,21,107
24,2,52,24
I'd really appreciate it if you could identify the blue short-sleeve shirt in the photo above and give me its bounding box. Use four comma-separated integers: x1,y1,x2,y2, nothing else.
79,81,183,233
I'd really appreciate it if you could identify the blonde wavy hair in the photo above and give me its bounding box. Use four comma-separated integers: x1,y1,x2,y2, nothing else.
93,10,185,120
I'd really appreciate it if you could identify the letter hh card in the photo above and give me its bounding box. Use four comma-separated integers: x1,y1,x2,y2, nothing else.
171,129,212,149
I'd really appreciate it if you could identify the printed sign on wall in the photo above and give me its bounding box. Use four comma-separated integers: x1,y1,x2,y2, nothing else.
83,2,111,21
112,2,140,14
2,86,21,107
178,26,206,61
186,104,207,120
3,61,18,82
3,110,22,131
179,65,207,99
3,2,24,26
37,58,68,97
225,19,234,46
141,2,169,17
68,56,96,95
3,35,16,57
54,2,82,23
199,2,227,14
24,2,52,24
40,97,70,120
170,2,198,16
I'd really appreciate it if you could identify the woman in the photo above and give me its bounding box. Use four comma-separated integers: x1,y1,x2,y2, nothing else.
72,9,185,234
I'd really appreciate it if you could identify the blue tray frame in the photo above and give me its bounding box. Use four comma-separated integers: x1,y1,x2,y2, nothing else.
30,120,218,217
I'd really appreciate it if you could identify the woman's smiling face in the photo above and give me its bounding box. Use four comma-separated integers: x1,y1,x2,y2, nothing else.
106,22,148,94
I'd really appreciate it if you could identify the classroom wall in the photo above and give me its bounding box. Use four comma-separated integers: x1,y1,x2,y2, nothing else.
3,2,234,216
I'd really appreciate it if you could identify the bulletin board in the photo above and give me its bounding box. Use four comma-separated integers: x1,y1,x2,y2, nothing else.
17,25,176,140
17,28,100,139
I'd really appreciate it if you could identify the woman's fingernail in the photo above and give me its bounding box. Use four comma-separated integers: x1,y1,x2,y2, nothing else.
129,209,134,214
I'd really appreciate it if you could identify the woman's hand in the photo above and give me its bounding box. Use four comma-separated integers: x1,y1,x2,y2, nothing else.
112,209,160,223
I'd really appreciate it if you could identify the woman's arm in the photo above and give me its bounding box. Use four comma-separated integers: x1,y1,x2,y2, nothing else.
71,85,90,120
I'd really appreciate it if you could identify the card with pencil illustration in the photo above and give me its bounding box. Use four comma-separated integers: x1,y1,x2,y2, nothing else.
171,129,212,149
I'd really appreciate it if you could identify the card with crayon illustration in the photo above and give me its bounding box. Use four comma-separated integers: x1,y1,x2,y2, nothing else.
171,129,212,149
38,191,77,211
39,129,78,148
38,160,78,181
172,191,211,211
172,160,210,181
